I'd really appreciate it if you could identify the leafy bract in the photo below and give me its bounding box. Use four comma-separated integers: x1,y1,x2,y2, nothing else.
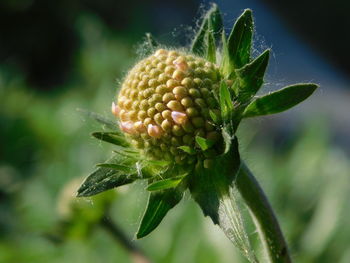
227,9,253,71
195,136,215,151
219,81,234,122
77,155,138,197
146,175,185,191
235,49,270,102
243,83,319,118
136,188,183,238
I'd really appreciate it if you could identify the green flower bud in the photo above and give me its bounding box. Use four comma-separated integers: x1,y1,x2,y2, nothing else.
115,49,222,162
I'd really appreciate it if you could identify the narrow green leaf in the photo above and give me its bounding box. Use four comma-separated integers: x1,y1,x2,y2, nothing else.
146,176,185,191
77,154,141,197
206,30,216,63
77,167,135,197
136,188,183,238
243,83,319,118
178,145,196,155
96,163,135,174
227,9,253,70
235,49,270,102
195,136,215,151
92,132,130,147
209,109,220,124
219,81,234,122
77,108,118,130
221,31,231,76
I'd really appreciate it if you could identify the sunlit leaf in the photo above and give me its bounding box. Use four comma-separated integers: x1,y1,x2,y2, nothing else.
227,9,253,70
195,136,215,151
219,81,234,122
136,188,183,238
243,83,319,118
146,175,185,191
178,145,196,155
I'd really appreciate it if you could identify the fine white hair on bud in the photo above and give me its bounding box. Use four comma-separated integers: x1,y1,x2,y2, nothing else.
171,111,187,124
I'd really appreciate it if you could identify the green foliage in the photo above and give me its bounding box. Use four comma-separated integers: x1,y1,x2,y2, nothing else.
234,49,270,102
243,83,319,118
136,188,183,238
77,155,138,197
195,136,215,151
226,9,253,73
146,175,185,191
219,81,234,123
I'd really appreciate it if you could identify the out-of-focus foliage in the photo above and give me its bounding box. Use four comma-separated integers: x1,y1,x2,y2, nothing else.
0,7,349,263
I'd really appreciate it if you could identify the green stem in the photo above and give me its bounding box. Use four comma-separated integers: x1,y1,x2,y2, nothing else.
100,215,151,263
236,162,292,263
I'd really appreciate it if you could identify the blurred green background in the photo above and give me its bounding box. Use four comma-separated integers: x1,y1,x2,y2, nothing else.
1,0,349,262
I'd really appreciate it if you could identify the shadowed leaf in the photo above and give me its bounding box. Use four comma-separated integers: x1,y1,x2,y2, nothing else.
189,139,256,262
235,49,270,102
243,83,319,118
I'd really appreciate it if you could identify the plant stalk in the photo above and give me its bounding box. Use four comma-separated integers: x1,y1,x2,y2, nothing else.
235,162,292,263
100,215,151,263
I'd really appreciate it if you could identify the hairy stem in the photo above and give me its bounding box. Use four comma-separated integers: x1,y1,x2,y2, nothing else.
236,162,292,263
100,215,151,263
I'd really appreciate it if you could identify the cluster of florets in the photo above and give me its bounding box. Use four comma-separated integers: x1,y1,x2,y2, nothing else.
112,49,222,164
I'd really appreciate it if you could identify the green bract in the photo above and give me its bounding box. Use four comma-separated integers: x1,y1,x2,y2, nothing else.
77,4,318,262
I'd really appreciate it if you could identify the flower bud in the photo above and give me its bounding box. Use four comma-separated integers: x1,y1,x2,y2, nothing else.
114,49,222,161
